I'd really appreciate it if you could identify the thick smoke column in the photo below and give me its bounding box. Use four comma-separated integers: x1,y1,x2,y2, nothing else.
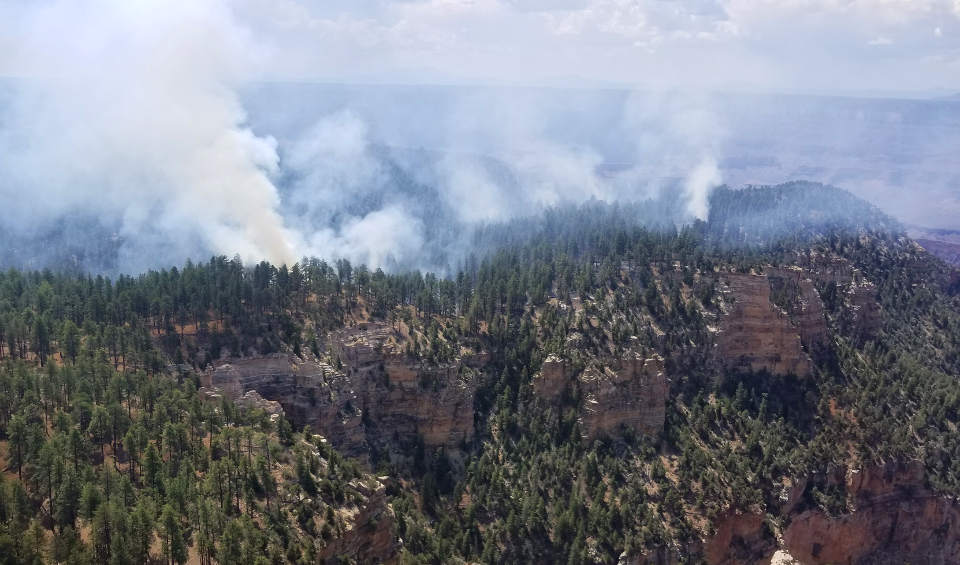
0,2,727,274
0,1,297,267
684,157,722,220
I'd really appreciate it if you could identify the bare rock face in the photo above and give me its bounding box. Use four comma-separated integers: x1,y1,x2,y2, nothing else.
766,267,829,353
237,390,284,418
533,354,575,401
692,461,960,565
844,281,882,341
376,361,476,453
783,461,960,565
319,478,400,564
204,323,480,464
330,323,478,457
580,355,667,440
703,511,774,565
716,273,813,377
533,353,667,440
205,353,369,458
792,253,883,342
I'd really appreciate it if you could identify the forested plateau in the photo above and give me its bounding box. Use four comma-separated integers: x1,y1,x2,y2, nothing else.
1,182,960,564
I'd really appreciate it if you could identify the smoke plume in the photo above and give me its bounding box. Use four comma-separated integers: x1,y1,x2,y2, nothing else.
0,1,297,269
0,1,726,273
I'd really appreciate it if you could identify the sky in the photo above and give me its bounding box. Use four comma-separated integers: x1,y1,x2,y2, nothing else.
0,0,958,272
1,0,960,95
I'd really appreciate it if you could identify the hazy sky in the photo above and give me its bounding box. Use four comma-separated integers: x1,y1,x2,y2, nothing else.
2,0,959,95
0,0,958,272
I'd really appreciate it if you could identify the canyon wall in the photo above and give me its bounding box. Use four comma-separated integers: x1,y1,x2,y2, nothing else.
716,273,813,378
783,461,960,565
697,461,960,565
535,353,668,440
580,355,668,440
319,478,400,565
624,462,960,565
202,322,479,463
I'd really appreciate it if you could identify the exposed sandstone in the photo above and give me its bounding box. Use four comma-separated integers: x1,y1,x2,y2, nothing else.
319,478,400,564
716,273,813,377
533,353,667,440
766,268,828,353
533,354,575,401
844,281,882,341
580,355,667,440
791,253,883,342
783,461,960,565
204,353,369,458
692,461,960,565
204,323,480,464
703,511,774,565
237,390,283,419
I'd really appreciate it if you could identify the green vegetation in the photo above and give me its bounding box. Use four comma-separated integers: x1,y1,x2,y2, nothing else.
1,183,959,563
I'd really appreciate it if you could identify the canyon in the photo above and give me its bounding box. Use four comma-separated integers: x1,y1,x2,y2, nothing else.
535,353,669,440
697,461,960,565
202,322,479,465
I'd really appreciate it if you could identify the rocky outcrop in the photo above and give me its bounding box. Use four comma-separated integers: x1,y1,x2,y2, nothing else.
237,390,284,419
534,354,575,401
844,281,882,341
580,355,667,440
791,253,883,342
716,273,813,377
783,461,960,564
766,268,828,353
684,461,960,565
203,323,480,464
703,511,774,565
534,353,667,440
319,478,400,564
329,323,478,457
204,353,369,458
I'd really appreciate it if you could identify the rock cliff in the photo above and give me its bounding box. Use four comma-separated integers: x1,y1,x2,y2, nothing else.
766,267,828,353
783,461,960,564
844,281,882,341
534,353,667,440
716,273,813,377
204,353,369,458
580,355,667,440
534,354,576,401
693,461,960,565
203,322,480,464
319,478,400,564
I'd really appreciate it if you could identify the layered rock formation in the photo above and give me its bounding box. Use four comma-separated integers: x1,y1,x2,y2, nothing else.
844,281,882,341
702,511,773,565
204,353,369,458
622,462,960,565
329,323,478,456
580,355,667,440
716,273,813,377
534,354,575,401
792,252,883,341
690,461,960,565
319,478,400,564
203,322,480,464
534,353,668,440
783,461,960,564
766,267,828,353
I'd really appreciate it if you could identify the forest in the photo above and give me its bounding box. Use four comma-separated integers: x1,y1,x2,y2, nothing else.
1,182,959,564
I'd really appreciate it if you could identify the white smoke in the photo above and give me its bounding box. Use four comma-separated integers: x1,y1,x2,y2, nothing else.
0,1,726,273
0,1,298,267
684,157,722,220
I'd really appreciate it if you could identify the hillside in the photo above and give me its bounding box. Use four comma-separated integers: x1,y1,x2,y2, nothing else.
1,183,959,564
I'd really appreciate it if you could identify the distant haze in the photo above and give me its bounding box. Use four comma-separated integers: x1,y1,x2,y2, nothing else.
0,1,957,272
